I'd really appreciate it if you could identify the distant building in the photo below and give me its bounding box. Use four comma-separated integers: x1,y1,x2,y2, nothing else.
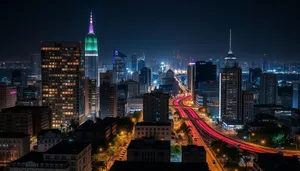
0,106,52,136
16,98,40,106
259,73,278,104
9,152,71,171
37,129,62,152
100,70,115,84
85,12,99,84
143,89,169,122
100,82,117,118
110,161,209,171
137,59,146,72
139,67,151,94
43,141,92,171
30,53,41,76
0,84,17,111
187,63,195,95
127,97,143,112
293,83,300,109
135,122,171,140
132,71,139,82
194,61,216,91
41,41,85,128
182,145,206,163
249,68,262,85
23,86,38,99
87,79,97,118
277,86,293,108
11,69,27,100
117,82,128,117
126,80,139,98
131,54,138,72
127,139,170,162
242,91,254,123
0,132,30,165
113,50,127,82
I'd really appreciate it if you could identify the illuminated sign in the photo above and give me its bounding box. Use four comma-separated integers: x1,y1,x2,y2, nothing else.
10,90,17,95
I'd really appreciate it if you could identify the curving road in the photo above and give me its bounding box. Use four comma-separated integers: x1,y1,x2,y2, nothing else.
174,95,298,157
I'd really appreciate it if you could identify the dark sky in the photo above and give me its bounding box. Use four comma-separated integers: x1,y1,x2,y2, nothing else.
0,0,299,63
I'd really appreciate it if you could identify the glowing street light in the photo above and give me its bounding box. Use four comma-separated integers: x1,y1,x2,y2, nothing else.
251,133,255,136
261,140,265,144
99,148,103,152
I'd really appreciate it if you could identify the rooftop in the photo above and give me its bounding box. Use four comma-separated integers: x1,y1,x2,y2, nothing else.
110,161,209,171
38,129,61,137
128,139,170,150
136,122,171,126
255,153,300,171
182,145,206,153
0,132,29,138
45,141,91,155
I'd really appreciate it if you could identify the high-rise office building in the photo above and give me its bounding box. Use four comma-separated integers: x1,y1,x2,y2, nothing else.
11,69,27,100
30,53,41,76
143,89,169,122
117,82,128,117
137,59,146,72
194,61,216,91
259,73,278,104
85,11,99,83
139,67,151,85
87,79,97,117
187,63,195,91
242,91,254,123
100,70,115,85
131,54,138,72
99,82,117,118
249,68,262,85
41,41,85,128
219,30,243,126
0,84,17,111
113,50,127,82
293,84,300,109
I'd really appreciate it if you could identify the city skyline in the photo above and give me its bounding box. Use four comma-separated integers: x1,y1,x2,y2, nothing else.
1,0,300,62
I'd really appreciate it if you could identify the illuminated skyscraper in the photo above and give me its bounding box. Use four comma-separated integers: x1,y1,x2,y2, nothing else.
113,50,127,82
259,73,277,104
85,11,99,82
41,41,85,128
219,30,243,126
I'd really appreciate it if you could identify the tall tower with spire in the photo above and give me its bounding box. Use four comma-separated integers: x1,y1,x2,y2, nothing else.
85,11,99,118
225,29,237,68
85,11,99,81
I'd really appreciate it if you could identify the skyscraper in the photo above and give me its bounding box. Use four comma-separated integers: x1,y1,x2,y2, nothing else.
242,91,254,123
249,68,262,85
113,50,127,82
143,89,169,122
131,54,137,72
259,73,278,104
139,67,151,94
30,53,41,76
11,69,27,100
219,30,243,126
137,59,146,72
293,84,300,109
187,63,195,91
194,61,216,91
100,82,117,118
41,41,85,128
85,11,99,83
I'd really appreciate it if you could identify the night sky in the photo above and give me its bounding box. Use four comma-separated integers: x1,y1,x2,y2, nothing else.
0,0,299,63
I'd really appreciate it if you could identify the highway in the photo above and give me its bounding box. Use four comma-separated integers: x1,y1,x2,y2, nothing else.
174,94,300,157
173,97,224,171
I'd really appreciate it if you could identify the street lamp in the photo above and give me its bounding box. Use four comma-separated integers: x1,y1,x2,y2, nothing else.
251,133,255,136
99,148,103,152
261,140,265,145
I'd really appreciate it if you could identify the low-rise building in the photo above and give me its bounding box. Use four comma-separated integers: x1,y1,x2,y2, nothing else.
0,132,30,165
182,145,206,163
9,152,70,171
135,122,171,140
253,153,300,171
43,141,92,171
127,139,170,162
0,111,33,135
37,129,62,152
75,118,117,151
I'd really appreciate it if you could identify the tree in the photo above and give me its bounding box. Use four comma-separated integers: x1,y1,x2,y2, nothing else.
171,144,181,155
92,161,107,171
69,119,79,130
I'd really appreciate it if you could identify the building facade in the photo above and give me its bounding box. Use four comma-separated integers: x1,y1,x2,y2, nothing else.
41,41,85,128
135,122,171,140
143,89,169,122
0,132,30,165
113,50,127,83
182,145,206,163
293,83,300,109
0,84,17,111
242,91,254,123
37,129,62,152
0,111,33,135
100,82,117,118
259,73,278,104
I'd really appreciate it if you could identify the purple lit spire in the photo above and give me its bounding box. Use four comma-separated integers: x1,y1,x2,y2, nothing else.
89,11,94,34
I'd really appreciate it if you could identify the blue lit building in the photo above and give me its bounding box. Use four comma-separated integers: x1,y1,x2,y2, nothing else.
113,50,127,82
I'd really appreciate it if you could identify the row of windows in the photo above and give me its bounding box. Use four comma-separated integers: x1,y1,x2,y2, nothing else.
136,127,169,131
